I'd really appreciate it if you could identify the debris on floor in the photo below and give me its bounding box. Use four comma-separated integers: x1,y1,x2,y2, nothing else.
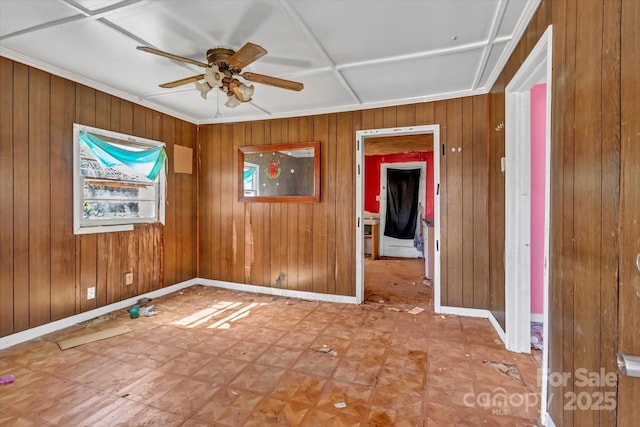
0,375,15,384
482,360,525,384
407,307,425,315
137,297,152,306
531,321,544,350
310,345,338,357
140,305,157,316
334,402,347,409
57,326,132,350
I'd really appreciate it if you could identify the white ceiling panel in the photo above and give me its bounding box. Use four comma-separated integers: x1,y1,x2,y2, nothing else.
342,48,484,104
477,41,509,89
497,0,530,38
0,0,541,124
249,70,355,114
292,0,499,64
0,0,78,37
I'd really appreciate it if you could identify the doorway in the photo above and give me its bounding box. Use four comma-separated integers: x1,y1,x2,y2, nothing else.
379,162,426,258
355,125,441,311
504,25,552,423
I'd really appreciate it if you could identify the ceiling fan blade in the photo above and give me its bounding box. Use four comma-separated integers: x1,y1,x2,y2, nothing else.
227,42,267,70
137,46,209,68
242,72,304,91
159,74,206,88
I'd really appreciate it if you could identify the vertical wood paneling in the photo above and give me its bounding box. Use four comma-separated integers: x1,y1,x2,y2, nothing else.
326,114,338,294
298,116,314,292
286,119,299,290
0,57,15,335
573,1,603,424
312,114,329,294
95,91,111,307
232,122,246,285
199,125,212,279
472,95,489,309
335,112,354,295
199,99,488,304
76,85,97,313
488,0,633,424
0,59,196,338
461,97,474,307
162,115,176,286
599,0,621,425
13,62,30,332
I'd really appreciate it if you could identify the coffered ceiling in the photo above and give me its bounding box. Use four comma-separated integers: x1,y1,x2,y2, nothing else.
0,0,540,124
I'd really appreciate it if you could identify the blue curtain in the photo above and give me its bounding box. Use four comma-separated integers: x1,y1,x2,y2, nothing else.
79,131,166,180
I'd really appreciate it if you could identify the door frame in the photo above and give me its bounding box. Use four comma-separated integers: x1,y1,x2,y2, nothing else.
379,161,427,258
355,125,441,311
504,25,552,423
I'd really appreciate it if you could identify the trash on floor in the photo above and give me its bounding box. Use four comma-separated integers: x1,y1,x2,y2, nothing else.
0,375,15,384
334,402,347,409
137,297,152,306
129,305,139,319
310,345,338,357
57,326,132,350
407,307,425,315
140,305,157,316
531,321,544,350
482,360,525,383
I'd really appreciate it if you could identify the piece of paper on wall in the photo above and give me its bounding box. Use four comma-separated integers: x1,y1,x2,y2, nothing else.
174,144,193,174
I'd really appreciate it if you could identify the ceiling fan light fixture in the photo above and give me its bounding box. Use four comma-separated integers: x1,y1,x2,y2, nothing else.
238,83,254,101
194,81,212,99
204,65,223,88
225,94,242,108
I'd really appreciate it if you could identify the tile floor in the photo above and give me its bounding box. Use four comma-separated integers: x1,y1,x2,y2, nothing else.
0,258,541,426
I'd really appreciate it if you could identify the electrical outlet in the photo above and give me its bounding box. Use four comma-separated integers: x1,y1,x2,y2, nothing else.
87,286,95,300
124,272,133,285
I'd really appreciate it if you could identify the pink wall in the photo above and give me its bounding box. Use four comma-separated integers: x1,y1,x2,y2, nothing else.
364,152,434,220
530,83,546,316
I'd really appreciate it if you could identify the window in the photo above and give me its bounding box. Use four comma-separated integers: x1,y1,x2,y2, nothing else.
243,162,259,197
73,124,166,235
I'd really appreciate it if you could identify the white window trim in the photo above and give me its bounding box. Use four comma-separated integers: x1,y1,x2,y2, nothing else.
73,123,166,235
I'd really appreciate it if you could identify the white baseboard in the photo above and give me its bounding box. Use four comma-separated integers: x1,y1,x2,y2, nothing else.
0,278,199,350
488,311,507,343
0,278,360,350
531,313,544,323
436,306,507,344
199,279,359,304
437,305,490,318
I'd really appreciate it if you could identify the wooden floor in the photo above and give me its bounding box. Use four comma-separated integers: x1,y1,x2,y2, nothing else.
1,261,541,426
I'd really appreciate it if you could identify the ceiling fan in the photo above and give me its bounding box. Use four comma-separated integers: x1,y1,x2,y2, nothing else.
137,42,304,108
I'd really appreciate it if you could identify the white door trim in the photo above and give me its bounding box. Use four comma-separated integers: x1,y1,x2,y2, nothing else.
355,125,441,311
505,25,552,424
379,161,426,258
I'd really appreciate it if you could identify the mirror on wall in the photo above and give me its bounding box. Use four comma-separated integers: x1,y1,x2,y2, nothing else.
238,142,320,203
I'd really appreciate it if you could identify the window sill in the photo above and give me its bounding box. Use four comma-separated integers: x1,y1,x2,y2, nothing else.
74,224,134,235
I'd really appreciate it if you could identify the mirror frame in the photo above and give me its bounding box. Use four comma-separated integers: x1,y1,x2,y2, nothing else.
238,142,321,203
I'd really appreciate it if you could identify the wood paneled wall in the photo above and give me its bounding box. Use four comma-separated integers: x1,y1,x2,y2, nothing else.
488,0,635,425
0,57,197,337
198,98,489,308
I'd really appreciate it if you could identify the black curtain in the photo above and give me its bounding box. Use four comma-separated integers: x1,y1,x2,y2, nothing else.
384,168,420,239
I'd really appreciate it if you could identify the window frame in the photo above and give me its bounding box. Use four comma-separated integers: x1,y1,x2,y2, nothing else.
73,123,166,235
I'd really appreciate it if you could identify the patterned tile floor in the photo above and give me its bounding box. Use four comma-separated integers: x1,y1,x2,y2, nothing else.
0,259,541,426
